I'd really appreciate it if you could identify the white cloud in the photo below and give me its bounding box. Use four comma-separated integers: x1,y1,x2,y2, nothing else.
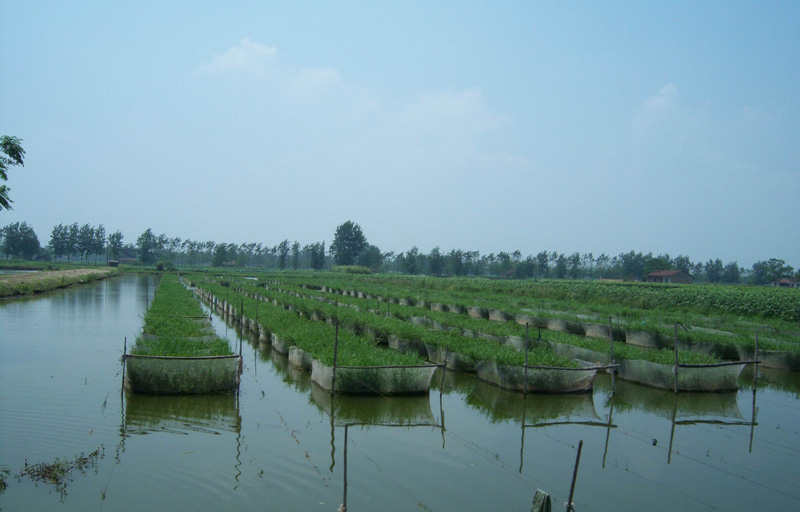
198,38,277,77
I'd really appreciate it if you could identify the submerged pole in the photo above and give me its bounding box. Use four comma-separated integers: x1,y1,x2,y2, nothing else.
342,424,349,512
121,337,127,390
524,323,530,396
609,317,616,394
674,324,680,394
331,320,340,396
566,440,583,512
753,331,759,393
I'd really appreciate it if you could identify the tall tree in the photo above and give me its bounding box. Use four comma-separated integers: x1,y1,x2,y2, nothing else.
0,135,25,210
108,230,124,260
750,259,794,285
93,224,106,263
704,259,724,283
291,241,300,269
331,221,368,266
721,262,741,284
357,244,384,271
77,223,95,262
1,222,39,259
428,247,445,276
49,224,69,260
277,239,290,270
136,228,159,264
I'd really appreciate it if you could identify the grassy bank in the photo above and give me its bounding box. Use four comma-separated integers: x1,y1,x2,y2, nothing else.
0,268,118,297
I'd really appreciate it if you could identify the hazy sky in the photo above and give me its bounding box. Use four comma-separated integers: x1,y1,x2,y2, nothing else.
1,1,798,268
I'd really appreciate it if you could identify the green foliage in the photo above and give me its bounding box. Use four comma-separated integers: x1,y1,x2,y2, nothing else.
331,220,368,266
1,221,40,259
132,274,232,357
0,135,25,210
136,228,160,264
332,265,371,274
108,230,124,259
750,258,795,285
155,260,176,271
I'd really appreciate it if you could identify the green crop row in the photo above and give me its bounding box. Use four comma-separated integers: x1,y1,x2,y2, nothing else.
257,277,721,366
263,273,800,349
199,276,578,369
191,277,425,367
132,275,232,357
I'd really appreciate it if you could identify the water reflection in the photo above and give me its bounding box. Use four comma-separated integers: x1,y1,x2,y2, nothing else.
123,392,242,435
311,385,436,428
610,379,744,421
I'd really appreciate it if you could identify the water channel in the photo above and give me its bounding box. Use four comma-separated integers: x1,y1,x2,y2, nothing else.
1,274,799,511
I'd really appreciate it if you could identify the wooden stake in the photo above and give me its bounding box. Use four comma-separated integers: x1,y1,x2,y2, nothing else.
566,440,583,511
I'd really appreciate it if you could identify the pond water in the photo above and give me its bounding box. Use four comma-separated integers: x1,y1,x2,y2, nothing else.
1,274,799,511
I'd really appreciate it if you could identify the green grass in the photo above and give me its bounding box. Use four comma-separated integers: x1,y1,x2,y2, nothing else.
131,274,232,357
0,268,118,297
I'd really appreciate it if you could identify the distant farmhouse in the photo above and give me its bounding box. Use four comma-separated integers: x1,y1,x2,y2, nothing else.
646,270,694,285
769,278,799,288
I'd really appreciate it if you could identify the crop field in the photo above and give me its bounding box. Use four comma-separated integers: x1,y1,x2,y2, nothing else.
184,270,790,388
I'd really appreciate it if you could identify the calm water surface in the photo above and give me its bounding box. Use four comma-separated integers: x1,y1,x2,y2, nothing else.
1,274,799,511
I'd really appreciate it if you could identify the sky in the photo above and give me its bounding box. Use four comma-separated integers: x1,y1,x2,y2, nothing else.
1,1,798,269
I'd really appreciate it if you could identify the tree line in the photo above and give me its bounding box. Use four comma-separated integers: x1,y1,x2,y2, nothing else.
1,220,797,286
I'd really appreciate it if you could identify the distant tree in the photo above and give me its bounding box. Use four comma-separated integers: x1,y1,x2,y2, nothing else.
447,249,465,276
1,221,39,259
554,253,568,279
750,259,794,285
108,230,124,260
308,241,326,270
672,254,693,274
357,244,384,271
136,228,159,264
567,252,581,278
67,223,79,263
331,221,368,266
49,224,70,260
644,253,673,276
721,262,741,284
400,246,420,275
703,259,724,283
496,251,512,277
291,241,300,269
0,135,25,211
77,223,95,262
619,251,647,280
277,239,290,270
518,255,536,278
428,246,445,276
212,243,227,267
93,224,106,263
535,251,549,278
